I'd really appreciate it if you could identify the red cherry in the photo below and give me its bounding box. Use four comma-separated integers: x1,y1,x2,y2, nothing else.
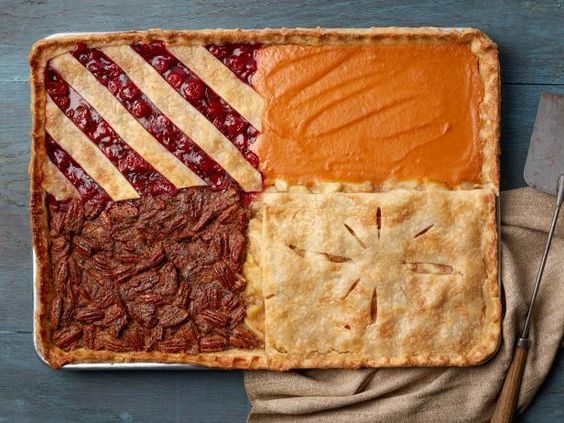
199,158,214,173
87,61,104,76
94,122,111,140
153,56,171,73
54,95,70,110
212,174,229,190
183,78,204,100
248,126,259,138
208,45,230,59
206,99,225,118
107,79,121,95
245,151,259,168
122,152,148,171
48,79,68,97
234,132,248,148
148,41,165,54
212,117,224,132
121,83,139,101
223,112,245,137
131,100,150,118
166,71,184,89
54,150,70,169
150,115,174,136
234,46,252,61
74,105,91,123
227,55,245,73
87,50,100,62
73,43,88,57
174,135,188,151
106,63,120,79
246,60,257,73
106,142,125,161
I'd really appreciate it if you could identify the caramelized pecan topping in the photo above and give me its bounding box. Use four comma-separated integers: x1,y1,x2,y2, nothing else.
47,188,258,353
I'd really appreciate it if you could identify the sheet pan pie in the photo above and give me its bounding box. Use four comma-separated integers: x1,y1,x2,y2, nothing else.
29,28,501,369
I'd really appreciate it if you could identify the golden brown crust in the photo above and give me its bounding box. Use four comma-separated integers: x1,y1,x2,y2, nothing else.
260,190,499,369
471,33,501,193
41,160,79,201
30,27,500,369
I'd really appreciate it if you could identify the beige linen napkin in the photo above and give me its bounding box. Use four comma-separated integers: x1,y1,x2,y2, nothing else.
245,187,564,423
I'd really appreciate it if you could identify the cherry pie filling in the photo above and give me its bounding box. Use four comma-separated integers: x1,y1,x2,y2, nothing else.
45,133,110,204
46,67,177,197
206,43,260,85
44,42,263,356
131,41,260,168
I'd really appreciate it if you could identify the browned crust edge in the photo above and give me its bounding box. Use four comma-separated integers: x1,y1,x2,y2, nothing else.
29,27,500,369
471,33,501,193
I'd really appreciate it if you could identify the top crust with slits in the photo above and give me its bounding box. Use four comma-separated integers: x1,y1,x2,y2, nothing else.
259,190,499,369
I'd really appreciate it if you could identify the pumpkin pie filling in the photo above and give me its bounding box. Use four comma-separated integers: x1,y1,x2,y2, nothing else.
252,43,483,187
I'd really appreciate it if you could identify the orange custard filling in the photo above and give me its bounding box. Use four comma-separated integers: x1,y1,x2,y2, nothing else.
252,43,483,187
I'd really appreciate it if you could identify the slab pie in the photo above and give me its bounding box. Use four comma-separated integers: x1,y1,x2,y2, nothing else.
29,28,501,369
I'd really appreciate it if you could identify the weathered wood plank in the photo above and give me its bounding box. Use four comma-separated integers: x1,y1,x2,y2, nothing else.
522,348,564,422
0,331,562,422
0,332,251,422
0,0,563,84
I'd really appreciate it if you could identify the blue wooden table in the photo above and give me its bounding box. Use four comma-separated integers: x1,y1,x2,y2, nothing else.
1,1,563,421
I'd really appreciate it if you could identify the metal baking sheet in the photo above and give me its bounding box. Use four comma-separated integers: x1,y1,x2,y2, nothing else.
32,29,502,370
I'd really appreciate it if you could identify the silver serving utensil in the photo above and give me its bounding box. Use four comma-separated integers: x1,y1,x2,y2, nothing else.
492,92,564,422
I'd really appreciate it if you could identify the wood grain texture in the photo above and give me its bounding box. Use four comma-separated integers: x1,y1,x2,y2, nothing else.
0,0,563,421
492,343,529,422
0,333,250,422
0,0,563,84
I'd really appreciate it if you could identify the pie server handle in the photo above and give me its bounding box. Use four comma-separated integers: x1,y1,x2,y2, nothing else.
492,175,564,423
491,339,529,423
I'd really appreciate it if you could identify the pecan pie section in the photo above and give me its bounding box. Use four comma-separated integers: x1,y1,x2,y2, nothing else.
47,187,259,354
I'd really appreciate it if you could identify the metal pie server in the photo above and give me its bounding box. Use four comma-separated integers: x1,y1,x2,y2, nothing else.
492,92,564,422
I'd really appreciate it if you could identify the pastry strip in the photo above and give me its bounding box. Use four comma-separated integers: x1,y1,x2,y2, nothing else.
41,158,80,200
45,98,139,201
168,46,264,130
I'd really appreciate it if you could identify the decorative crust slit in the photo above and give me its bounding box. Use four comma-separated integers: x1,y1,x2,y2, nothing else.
404,261,461,276
342,279,360,300
369,288,378,325
376,207,382,239
287,244,351,263
413,224,434,238
344,223,367,249
287,244,306,258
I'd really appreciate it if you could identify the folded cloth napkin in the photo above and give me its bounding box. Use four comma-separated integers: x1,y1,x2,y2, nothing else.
245,187,564,423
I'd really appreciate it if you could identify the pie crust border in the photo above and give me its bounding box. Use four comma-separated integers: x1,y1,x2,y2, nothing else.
29,27,500,369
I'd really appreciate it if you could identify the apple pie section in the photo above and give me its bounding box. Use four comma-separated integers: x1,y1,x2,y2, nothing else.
260,189,500,367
